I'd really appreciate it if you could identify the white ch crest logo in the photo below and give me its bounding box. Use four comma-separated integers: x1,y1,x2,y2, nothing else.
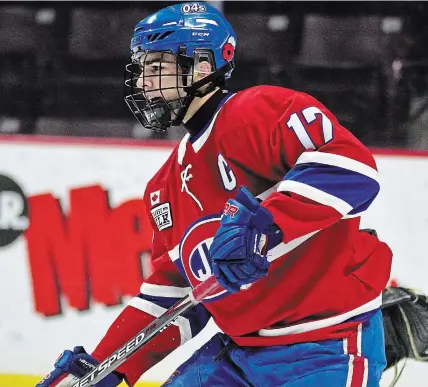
189,238,213,281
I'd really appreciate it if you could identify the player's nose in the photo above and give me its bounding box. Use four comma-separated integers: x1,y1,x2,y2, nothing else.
136,74,153,91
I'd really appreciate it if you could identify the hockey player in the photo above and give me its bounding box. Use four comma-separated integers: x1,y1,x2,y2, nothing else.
38,2,395,386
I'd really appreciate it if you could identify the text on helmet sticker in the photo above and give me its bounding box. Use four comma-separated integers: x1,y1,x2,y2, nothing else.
181,3,207,13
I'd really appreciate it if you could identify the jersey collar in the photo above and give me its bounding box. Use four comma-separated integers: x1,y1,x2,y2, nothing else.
178,90,235,165
184,89,228,138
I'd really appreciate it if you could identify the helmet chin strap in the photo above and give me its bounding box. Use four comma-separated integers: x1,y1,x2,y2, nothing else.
185,61,235,97
172,59,235,126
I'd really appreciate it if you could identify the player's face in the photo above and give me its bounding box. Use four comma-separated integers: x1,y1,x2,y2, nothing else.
136,52,186,102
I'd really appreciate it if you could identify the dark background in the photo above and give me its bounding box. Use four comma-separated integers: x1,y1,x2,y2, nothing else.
1,1,428,148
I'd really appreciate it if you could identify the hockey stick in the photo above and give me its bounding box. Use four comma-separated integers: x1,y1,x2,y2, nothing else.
72,275,222,387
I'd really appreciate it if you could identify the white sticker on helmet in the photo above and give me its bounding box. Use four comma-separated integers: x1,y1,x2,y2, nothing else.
181,3,207,13
196,18,218,26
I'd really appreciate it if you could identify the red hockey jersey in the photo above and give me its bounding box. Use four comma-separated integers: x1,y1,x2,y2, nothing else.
92,86,392,385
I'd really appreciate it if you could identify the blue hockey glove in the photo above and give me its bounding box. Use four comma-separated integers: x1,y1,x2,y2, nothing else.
210,186,281,293
36,346,123,387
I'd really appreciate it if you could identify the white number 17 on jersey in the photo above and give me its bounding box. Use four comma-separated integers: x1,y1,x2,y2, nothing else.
287,106,334,149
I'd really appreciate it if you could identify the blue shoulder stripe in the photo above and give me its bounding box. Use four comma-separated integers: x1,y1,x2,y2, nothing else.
284,162,380,212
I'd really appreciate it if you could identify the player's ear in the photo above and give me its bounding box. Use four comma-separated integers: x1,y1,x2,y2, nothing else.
194,60,212,81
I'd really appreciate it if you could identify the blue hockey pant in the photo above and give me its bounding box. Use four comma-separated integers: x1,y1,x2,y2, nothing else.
161,310,386,387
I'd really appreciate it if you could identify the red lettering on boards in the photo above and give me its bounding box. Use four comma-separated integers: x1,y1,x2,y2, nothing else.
24,185,153,316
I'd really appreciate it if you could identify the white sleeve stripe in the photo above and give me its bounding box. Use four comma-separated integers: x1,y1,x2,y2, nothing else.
140,283,191,298
267,230,319,262
343,212,364,219
168,245,180,262
128,297,192,344
277,180,353,215
256,182,280,201
296,152,379,181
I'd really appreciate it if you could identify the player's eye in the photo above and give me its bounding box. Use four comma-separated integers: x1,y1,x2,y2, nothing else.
149,63,163,73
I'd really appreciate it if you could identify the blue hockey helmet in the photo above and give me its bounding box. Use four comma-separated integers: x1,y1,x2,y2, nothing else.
124,2,237,131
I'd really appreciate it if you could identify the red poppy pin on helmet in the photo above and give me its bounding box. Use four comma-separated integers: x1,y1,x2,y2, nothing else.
222,37,236,62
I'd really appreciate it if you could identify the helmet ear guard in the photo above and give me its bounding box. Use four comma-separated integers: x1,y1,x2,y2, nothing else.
172,47,235,126
184,60,235,98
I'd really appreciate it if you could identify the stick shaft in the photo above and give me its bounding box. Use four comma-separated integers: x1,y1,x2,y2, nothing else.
72,276,221,387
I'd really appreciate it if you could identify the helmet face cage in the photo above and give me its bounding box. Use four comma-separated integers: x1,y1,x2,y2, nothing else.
124,49,216,132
